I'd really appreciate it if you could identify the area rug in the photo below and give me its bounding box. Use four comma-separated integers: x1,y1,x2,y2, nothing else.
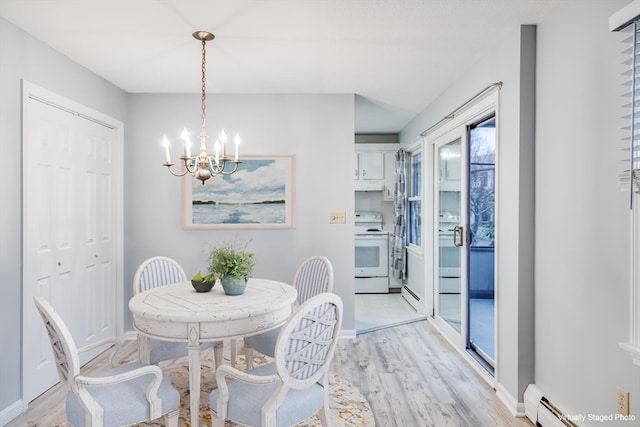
53,352,374,427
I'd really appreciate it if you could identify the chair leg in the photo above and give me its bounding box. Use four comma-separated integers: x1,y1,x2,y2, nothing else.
318,404,330,426
214,343,224,369
137,334,151,364
244,342,255,370
165,409,179,427
230,338,238,368
212,409,226,427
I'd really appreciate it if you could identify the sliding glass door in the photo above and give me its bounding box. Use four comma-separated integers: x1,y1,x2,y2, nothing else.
432,115,496,373
434,129,467,343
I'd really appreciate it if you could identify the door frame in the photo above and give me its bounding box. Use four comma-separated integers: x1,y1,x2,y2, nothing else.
424,91,500,386
20,80,124,404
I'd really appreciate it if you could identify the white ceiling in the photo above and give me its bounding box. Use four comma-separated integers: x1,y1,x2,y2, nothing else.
0,0,567,133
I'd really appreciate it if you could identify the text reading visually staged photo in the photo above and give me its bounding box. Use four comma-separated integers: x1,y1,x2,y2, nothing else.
182,155,295,229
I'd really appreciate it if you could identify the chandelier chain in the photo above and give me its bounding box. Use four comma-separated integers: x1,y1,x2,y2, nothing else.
201,38,207,132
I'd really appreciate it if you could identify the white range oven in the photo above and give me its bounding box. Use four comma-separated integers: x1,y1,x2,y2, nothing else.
355,211,389,293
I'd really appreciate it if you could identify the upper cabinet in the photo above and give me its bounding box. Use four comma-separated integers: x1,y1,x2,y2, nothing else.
354,137,399,194
355,150,384,190
383,150,396,201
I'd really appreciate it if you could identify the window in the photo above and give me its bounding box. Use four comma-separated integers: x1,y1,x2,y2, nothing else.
611,3,640,366
408,151,422,246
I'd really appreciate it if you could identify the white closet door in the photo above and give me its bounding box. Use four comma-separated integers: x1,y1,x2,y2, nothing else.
22,84,121,403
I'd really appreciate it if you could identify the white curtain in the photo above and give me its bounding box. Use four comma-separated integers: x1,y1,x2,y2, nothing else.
392,149,408,279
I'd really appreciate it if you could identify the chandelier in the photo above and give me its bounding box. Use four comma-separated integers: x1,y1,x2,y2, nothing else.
162,31,241,184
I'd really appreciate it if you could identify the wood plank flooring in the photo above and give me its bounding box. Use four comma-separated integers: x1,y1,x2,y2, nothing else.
333,320,533,427
8,320,532,427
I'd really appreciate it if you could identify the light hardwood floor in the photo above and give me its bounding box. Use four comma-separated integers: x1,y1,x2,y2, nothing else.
9,320,532,427
336,320,533,426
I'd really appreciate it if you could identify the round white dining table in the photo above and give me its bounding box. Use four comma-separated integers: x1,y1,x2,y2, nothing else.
129,278,297,427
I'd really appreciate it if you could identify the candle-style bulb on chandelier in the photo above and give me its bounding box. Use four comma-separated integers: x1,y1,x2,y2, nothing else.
162,31,241,184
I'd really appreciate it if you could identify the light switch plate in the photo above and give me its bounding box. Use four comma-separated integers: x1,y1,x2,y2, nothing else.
329,211,346,224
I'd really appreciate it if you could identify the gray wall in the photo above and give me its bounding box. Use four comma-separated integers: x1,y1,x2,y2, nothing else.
535,1,639,421
400,23,537,411
1,17,355,422
124,93,355,333
0,18,128,421
400,0,640,422
4,1,638,424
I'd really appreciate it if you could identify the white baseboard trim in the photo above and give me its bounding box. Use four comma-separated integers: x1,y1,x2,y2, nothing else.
496,383,526,417
122,330,137,341
0,399,25,426
340,329,357,339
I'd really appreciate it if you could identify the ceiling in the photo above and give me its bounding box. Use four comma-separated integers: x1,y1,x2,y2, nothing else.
0,0,567,133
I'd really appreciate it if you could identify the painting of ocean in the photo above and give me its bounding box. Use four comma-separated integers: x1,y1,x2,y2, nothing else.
193,203,285,224
185,156,294,228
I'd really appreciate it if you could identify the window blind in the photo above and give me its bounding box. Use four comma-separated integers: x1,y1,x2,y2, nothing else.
612,3,640,205
619,23,640,199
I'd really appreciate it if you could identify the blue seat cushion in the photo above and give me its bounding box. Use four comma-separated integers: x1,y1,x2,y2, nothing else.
210,363,324,427
244,327,281,358
149,338,219,364
66,362,179,427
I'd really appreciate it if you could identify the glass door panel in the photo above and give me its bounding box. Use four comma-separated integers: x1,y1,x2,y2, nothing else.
468,116,496,368
436,137,464,333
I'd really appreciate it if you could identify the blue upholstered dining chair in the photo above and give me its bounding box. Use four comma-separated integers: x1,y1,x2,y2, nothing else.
211,292,343,427
133,256,224,367
34,296,180,427
242,256,334,369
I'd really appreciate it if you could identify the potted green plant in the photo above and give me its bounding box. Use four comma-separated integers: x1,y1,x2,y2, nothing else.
208,242,255,295
191,271,216,293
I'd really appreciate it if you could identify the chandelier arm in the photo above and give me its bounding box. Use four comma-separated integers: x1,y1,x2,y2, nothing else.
184,157,198,174
219,161,242,175
163,163,192,177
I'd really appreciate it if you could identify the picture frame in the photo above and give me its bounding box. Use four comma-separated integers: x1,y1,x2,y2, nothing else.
182,155,296,229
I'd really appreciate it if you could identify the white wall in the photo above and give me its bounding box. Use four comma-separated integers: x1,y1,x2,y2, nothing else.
5,1,636,423
0,19,355,422
400,0,640,423
399,23,536,412
535,1,640,422
0,17,127,423
124,93,356,332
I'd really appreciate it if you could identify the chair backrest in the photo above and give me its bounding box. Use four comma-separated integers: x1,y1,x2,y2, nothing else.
293,256,334,304
33,297,80,386
274,292,343,390
133,256,187,294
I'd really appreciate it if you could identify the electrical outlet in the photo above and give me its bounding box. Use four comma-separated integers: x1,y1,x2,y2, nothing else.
329,211,346,224
618,387,629,416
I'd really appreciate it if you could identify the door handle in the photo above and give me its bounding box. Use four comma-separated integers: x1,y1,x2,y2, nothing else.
453,225,464,247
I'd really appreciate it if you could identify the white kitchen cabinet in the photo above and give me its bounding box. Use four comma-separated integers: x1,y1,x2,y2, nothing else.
354,141,400,192
383,150,396,201
355,150,384,190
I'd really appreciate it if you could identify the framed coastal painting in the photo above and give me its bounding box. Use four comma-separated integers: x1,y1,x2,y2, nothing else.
182,155,296,229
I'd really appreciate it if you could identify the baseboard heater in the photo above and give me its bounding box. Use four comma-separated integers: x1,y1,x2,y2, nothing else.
524,385,577,427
